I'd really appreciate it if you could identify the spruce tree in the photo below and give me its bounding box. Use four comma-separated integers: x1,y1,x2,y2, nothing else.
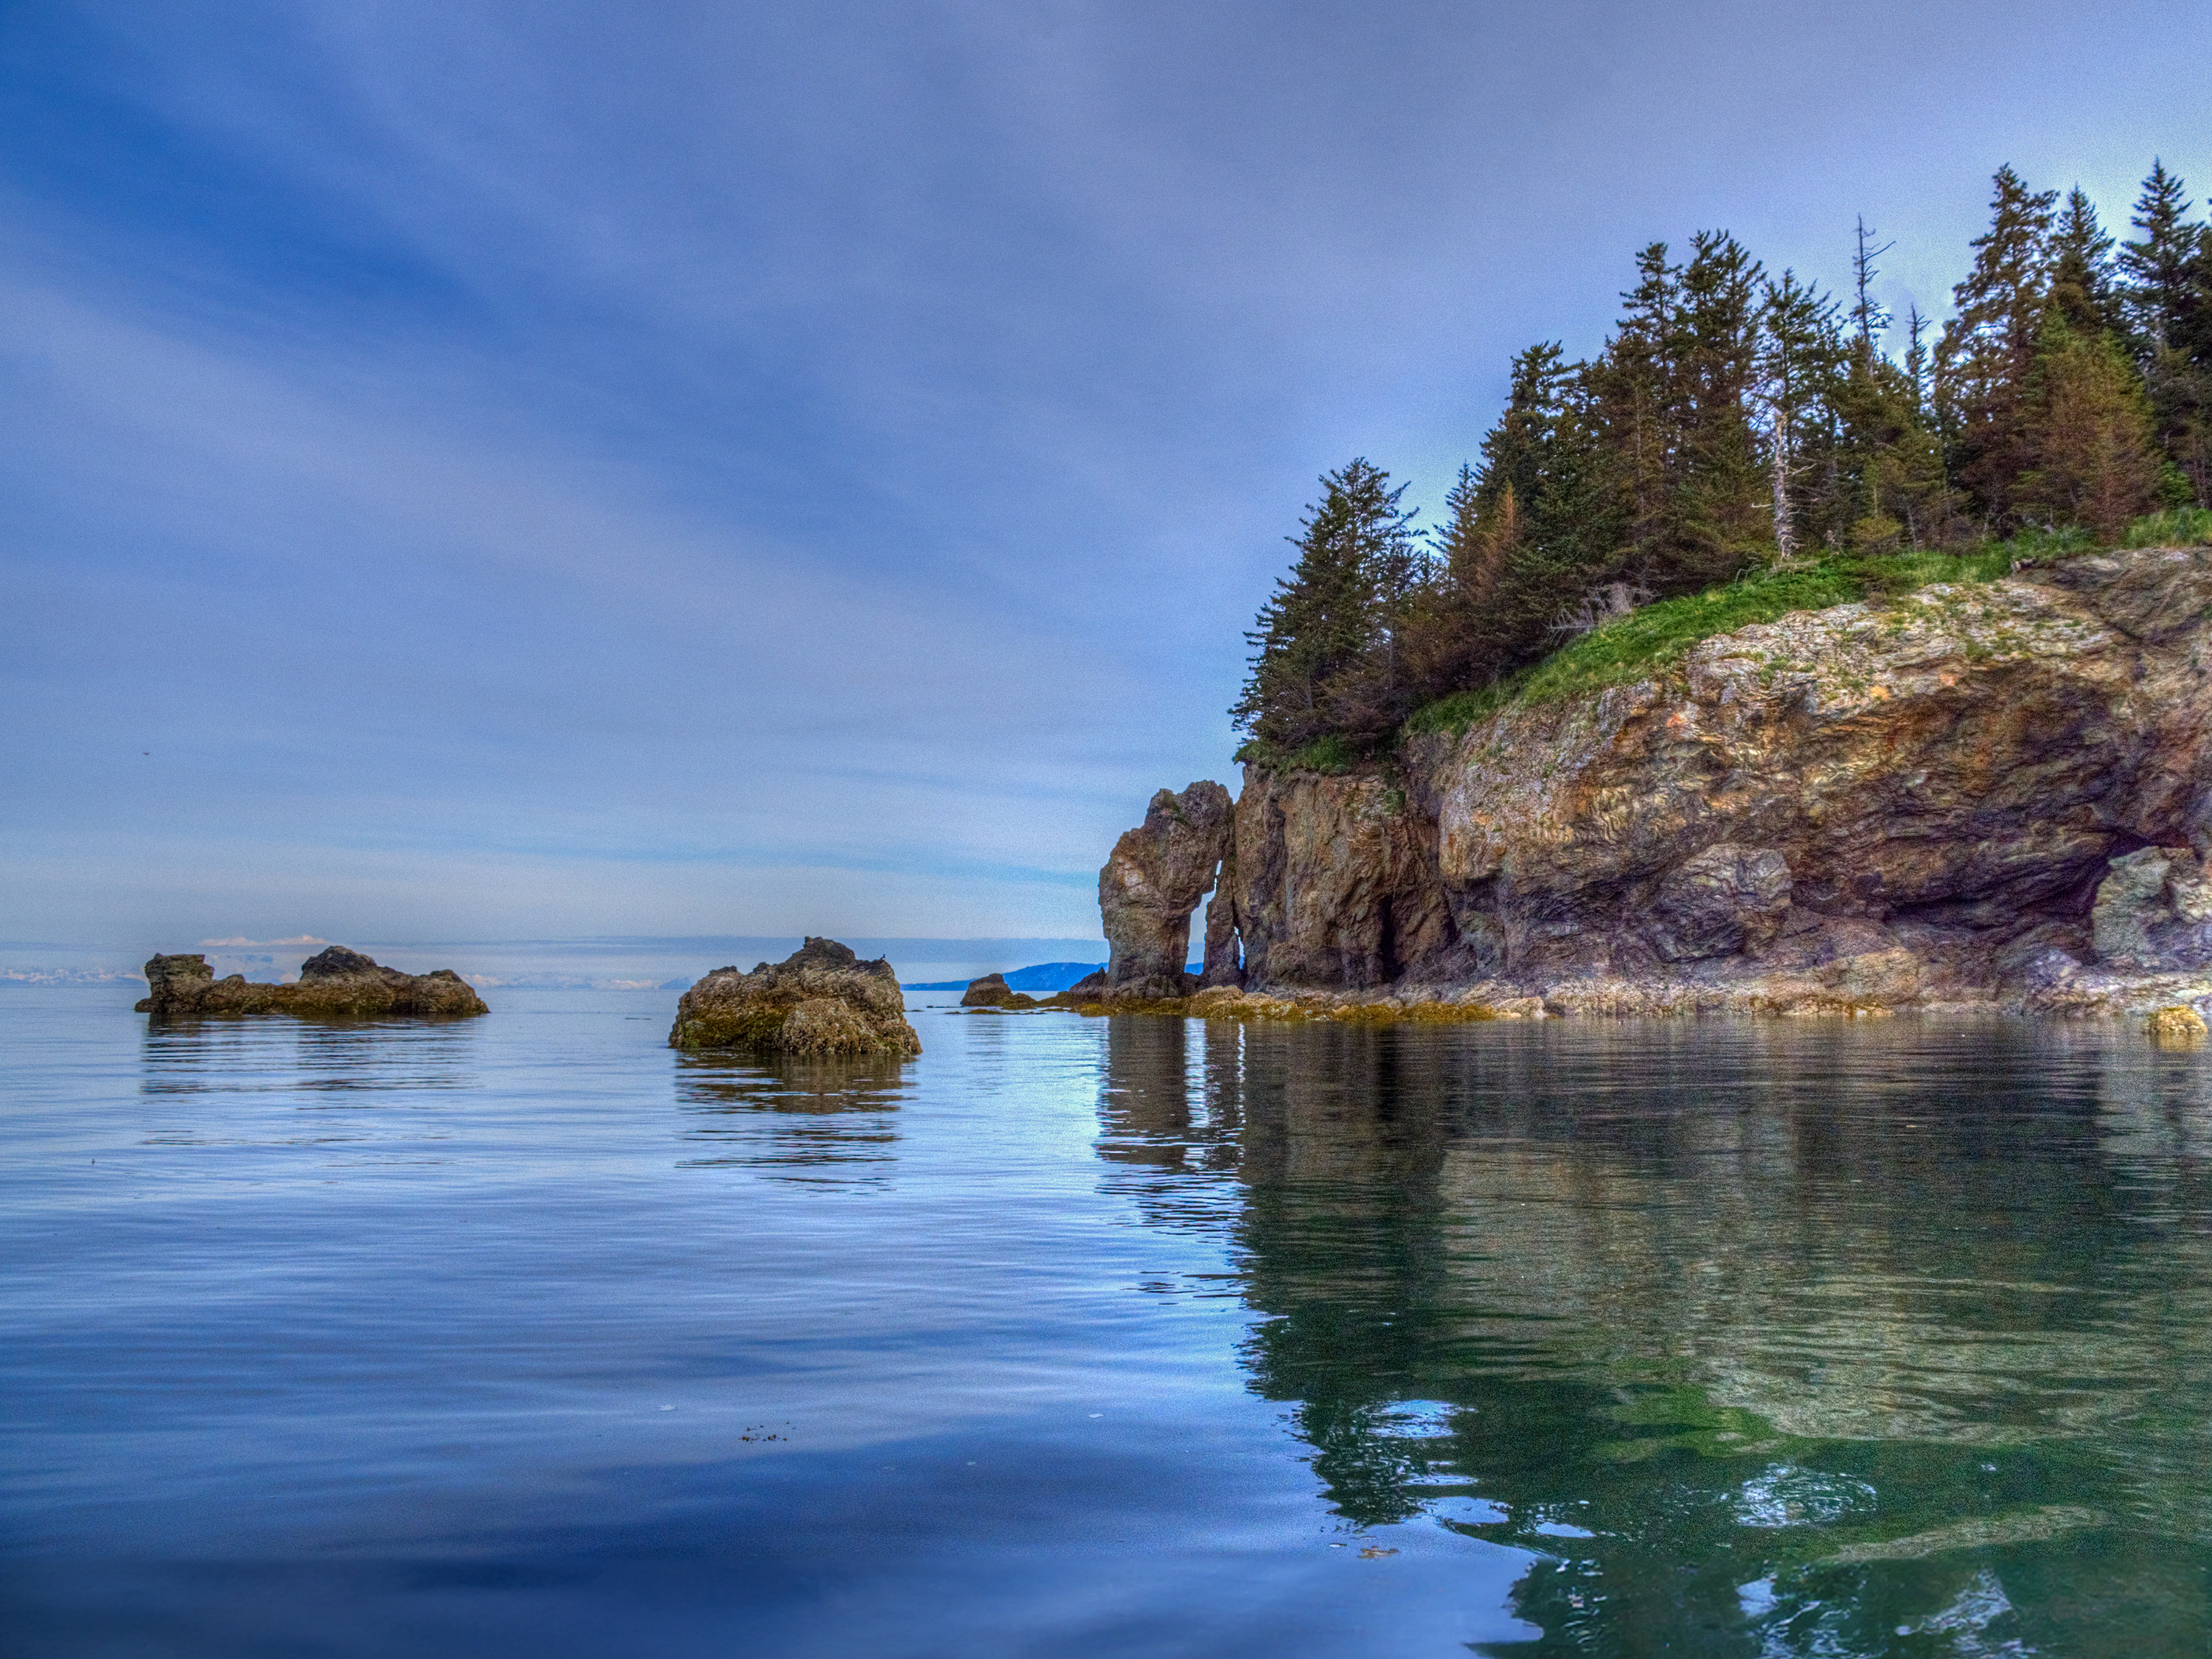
1406,463,1514,702
1759,270,1846,559
2049,187,2125,341
2121,161,2199,353
1231,459,1417,753
1938,166,2059,529
2015,313,2163,540
1593,245,1681,574
2120,162,2212,506
1666,232,1770,582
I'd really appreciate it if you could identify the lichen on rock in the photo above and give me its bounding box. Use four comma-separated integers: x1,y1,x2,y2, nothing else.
668,937,921,1057
135,945,489,1019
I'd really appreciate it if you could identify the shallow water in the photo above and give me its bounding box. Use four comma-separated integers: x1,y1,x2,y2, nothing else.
5,992,2212,1656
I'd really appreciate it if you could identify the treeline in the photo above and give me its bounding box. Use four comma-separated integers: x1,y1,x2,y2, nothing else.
1234,161,2212,757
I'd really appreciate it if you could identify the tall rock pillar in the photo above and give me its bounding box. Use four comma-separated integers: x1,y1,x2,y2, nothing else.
1100,782,1234,998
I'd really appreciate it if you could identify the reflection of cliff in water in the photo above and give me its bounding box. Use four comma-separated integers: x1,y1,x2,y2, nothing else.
675,1053,911,1183
1093,1016,2212,1654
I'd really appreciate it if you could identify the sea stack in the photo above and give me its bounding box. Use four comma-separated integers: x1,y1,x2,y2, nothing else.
668,937,922,1057
1099,781,1234,999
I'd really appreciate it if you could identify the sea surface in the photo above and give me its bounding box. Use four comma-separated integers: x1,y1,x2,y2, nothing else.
6,990,2212,1657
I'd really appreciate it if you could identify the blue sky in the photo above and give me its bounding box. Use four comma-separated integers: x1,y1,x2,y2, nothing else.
3,0,2205,948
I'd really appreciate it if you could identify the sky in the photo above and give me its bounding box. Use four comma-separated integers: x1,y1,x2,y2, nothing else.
3,0,2206,950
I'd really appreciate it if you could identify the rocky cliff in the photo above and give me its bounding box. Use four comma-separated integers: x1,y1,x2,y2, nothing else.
136,945,490,1018
1099,546,2212,1018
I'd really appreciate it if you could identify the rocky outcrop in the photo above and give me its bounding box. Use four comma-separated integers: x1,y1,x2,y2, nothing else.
669,937,922,1057
1230,768,1464,990
2092,846,2212,967
1109,547,2212,1020
135,945,489,1019
961,973,1037,1009
1099,782,1234,998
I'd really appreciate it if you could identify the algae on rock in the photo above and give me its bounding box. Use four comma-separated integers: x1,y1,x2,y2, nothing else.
669,938,922,1057
136,945,489,1019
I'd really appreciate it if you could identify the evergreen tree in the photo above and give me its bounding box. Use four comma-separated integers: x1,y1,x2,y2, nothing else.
1592,245,1681,574
1756,270,1846,560
1406,464,1514,701
1938,166,2059,529
1665,232,1771,581
2049,187,2126,341
2014,313,2163,540
2120,162,2212,505
2120,161,2200,352
1231,459,1418,751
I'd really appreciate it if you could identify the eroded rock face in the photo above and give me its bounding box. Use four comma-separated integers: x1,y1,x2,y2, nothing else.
135,948,488,1018
1230,768,1461,990
1647,845,1793,962
669,937,921,1057
1101,782,1234,998
2093,846,2212,969
1193,548,2212,1018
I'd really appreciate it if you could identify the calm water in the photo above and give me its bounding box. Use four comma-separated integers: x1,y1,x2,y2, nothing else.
6,992,2212,1656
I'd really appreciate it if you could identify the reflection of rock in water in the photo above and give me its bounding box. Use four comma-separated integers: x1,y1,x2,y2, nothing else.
1093,1019,2212,1654
675,1052,912,1183
1094,1018,1247,1234
141,1010,479,1100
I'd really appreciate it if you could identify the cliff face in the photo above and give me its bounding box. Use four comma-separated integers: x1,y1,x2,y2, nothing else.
1205,547,2212,1016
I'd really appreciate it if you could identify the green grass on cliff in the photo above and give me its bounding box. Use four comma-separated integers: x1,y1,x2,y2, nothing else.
1402,545,2021,738
1239,510,2208,765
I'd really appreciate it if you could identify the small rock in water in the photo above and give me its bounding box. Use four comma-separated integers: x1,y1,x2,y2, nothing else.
667,937,922,1057
133,947,487,1020
2145,1004,2208,1043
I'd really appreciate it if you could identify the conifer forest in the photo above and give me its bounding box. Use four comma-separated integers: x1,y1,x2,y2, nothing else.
1234,162,2212,763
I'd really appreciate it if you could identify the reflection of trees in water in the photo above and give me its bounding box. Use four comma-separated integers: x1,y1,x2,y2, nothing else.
675,1053,912,1183
1096,1018,2212,1654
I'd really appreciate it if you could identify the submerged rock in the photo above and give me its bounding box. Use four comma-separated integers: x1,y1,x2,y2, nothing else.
669,937,922,1057
1100,781,1234,999
135,947,488,1019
